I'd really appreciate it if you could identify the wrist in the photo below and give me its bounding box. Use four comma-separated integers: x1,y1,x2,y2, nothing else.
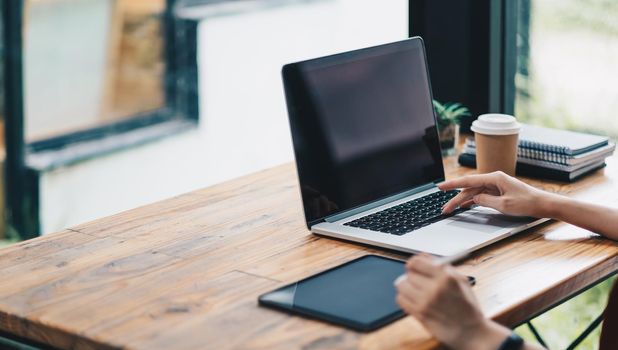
535,191,566,219
455,318,511,350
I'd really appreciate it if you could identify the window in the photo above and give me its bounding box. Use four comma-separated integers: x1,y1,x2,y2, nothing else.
3,0,198,237
515,0,618,138
24,0,167,141
20,0,199,160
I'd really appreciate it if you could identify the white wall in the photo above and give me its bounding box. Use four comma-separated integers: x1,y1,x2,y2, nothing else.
39,0,408,234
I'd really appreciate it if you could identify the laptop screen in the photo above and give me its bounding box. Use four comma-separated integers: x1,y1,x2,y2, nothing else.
283,38,444,226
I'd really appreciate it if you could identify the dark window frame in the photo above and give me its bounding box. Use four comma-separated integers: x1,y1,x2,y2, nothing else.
3,0,199,238
409,0,518,131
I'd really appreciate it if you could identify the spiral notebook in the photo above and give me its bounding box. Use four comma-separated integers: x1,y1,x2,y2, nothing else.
464,139,615,167
517,143,615,166
458,153,606,182
518,125,609,156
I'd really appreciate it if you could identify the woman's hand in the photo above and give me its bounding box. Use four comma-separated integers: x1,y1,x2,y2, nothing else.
395,255,544,350
395,255,511,350
439,171,553,217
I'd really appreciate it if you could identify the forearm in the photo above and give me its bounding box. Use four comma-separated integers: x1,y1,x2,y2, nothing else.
539,193,618,240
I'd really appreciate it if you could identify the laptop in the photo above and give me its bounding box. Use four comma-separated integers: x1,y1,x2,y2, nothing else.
282,37,547,256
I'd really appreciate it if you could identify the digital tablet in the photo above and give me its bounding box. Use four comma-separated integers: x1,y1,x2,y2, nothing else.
258,255,406,332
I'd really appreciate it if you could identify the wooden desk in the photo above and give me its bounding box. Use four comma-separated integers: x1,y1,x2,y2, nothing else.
0,155,616,350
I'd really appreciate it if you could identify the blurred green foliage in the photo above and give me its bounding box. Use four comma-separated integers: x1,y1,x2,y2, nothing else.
514,0,618,141
515,276,616,349
538,0,618,35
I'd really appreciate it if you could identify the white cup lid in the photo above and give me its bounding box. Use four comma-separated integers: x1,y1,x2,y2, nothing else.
471,114,521,135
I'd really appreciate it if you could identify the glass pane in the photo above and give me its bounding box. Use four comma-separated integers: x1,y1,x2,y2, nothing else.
24,0,166,142
515,0,618,139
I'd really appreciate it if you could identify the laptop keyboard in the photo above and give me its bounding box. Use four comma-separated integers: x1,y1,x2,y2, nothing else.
343,190,467,236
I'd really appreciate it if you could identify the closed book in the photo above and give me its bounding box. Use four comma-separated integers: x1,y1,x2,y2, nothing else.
464,138,615,166
463,140,611,172
518,124,609,156
457,153,606,182
518,143,615,165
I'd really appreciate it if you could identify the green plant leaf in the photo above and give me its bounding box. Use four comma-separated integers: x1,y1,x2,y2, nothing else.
433,100,471,126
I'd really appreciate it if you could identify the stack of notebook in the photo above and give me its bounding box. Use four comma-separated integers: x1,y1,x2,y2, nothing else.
458,124,615,182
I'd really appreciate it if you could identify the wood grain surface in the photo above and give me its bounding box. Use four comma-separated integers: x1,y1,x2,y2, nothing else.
0,152,616,349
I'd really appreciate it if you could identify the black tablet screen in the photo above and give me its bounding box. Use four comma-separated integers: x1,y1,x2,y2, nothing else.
258,255,405,331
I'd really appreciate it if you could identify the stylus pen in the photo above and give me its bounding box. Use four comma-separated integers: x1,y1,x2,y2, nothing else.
394,250,470,285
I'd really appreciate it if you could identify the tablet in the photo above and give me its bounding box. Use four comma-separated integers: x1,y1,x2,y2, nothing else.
258,255,406,332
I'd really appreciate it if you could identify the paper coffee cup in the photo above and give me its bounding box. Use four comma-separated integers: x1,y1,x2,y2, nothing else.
471,114,521,176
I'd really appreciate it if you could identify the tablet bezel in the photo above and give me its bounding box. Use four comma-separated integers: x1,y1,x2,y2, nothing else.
257,254,407,332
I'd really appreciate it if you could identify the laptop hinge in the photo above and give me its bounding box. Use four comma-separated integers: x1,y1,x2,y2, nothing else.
322,182,437,224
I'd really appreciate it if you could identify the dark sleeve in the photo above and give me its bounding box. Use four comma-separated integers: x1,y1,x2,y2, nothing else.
600,278,618,350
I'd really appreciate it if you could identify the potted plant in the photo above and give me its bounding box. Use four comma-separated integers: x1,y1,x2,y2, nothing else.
433,100,471,155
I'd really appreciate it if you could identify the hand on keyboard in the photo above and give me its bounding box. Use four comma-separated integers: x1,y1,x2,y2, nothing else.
439,171,548,217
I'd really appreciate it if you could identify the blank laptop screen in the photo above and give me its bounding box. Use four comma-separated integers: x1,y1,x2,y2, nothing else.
283,39,444,225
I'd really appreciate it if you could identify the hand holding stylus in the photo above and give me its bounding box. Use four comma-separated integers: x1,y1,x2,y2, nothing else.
393,252,493,349
394,250,469,285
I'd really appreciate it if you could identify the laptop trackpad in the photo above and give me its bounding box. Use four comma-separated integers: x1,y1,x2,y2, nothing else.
447,207,534,233
399,207,537,255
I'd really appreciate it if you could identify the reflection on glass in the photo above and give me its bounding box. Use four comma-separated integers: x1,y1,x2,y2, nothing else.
515,0,618,139
24,0,166,141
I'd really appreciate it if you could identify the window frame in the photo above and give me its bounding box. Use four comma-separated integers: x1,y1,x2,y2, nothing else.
408,0,518,131
3,0,199,238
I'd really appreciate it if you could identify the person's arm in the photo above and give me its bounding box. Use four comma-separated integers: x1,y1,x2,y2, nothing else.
540,194,618,240
395,171,617,349
396,255,545,350
439,171,618,241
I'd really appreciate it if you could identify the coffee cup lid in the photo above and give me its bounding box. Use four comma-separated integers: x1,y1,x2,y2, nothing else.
471,114,521,135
